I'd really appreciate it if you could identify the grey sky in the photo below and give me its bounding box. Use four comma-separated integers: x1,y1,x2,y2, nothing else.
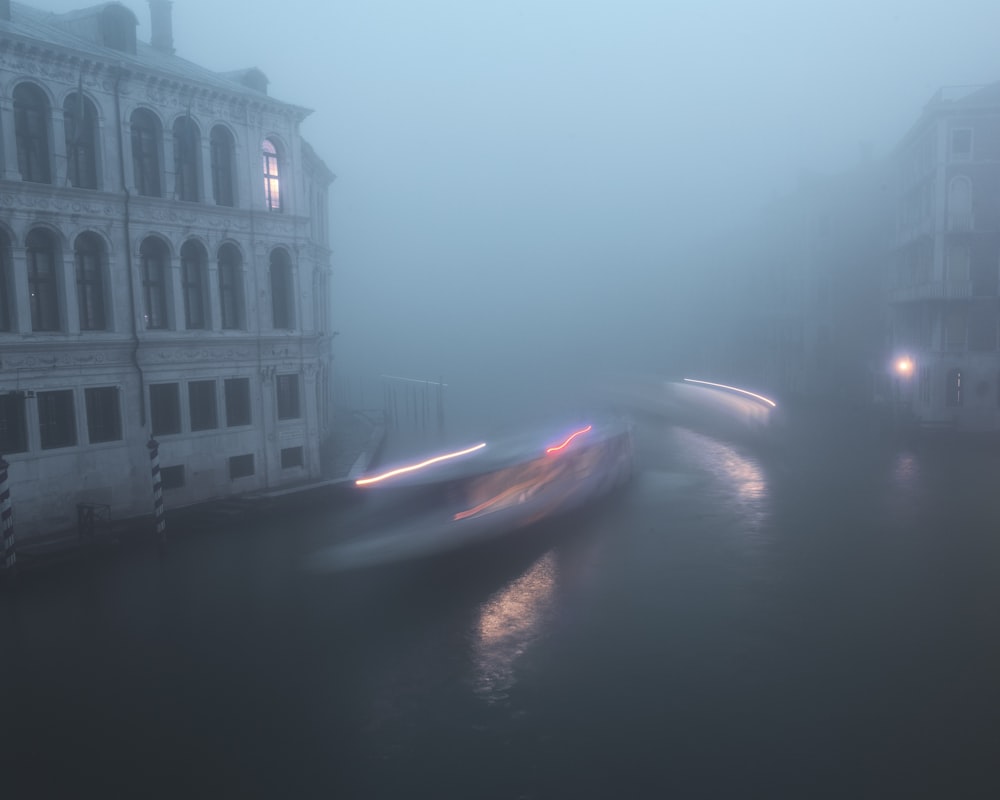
33,0,1000,425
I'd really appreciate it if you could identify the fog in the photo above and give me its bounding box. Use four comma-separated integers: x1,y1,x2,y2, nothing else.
39,0,1000,432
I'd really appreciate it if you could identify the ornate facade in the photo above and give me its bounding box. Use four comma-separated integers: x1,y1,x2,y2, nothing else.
0,1,335,537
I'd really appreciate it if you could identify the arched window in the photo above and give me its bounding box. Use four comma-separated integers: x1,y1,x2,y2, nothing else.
972,247,999,296
269,248,294,329
140,237,169,329
948,176,972,231
218,243,244,330
26,229,60,331
14,83,52,184
263,138,281,211
947,243,970,283
945,306,967,350
180,240,208,329
317,190,327,244
75,233,107,331
173,116,200,202
131,109,162,197
210,126,236,207
0,231,12,332
64,92,99,189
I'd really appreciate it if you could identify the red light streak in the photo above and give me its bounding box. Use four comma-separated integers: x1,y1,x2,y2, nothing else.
355,442,486,486
545,425,592,455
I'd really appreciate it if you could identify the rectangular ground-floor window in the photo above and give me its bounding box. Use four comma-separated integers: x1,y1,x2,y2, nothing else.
38,390,77,450
946,368,963,407
276,374,301,420
0,392,29,454
161,465,185,489
225,378,251,427
918,366,931,405
85,387,122,443
229,453,254,479
281,446,304,468
189,380,218,431
150,383,181,436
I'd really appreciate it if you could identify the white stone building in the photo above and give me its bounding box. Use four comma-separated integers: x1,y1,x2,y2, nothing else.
888,83,1000,431
0,0,335,538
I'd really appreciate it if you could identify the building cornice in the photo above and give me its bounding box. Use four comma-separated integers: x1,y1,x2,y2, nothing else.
0,28,311,122
0,337,136,371
892,84,1000,159
0,179,314,234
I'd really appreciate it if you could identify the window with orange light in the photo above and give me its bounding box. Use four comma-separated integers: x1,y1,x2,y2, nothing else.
263,139,281,211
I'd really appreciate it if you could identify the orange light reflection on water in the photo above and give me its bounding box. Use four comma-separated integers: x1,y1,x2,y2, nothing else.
471,551,557,703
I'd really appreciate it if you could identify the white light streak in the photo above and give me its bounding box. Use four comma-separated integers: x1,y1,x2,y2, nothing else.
355,442,486,486
682,378,777,408
380,374,448,387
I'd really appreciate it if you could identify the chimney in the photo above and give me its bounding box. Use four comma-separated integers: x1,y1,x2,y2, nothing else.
148,0,174,54
1,1,11,22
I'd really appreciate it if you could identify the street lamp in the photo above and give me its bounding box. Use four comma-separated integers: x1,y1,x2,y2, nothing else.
891,355,915,430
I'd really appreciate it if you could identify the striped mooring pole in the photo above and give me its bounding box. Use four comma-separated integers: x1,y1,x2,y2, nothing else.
147,438,166,545
0,455,16,574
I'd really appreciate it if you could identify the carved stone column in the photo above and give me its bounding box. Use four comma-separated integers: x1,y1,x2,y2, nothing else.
167,248,184,331
51,107,68,188
62,248,80,333
206,253,222,332
0,99,19,181
9,241,32,334
302,360,320,477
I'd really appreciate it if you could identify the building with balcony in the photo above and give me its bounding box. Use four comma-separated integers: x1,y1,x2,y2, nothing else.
888,83,1000,430
0,0,336,538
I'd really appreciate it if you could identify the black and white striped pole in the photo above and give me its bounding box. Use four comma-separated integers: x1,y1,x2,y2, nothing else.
147,438,166,545
0,455,16,574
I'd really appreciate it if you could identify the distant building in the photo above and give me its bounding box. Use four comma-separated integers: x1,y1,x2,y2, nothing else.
888,84,1000,430
716,161,889,406
0,1,335,538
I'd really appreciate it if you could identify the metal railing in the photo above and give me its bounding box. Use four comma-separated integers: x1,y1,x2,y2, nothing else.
889,280,973,302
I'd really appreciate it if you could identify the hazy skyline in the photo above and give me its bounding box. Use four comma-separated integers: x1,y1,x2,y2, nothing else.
28,0,1000,427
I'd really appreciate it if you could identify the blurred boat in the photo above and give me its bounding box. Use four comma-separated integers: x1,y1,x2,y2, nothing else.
596,372,783,451
307,415,634,571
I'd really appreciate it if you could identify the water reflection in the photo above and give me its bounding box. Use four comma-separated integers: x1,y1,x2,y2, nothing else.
470,550,558,703
892,450,919,489
673,427,770,530
721,446,767,504
885,449,921,523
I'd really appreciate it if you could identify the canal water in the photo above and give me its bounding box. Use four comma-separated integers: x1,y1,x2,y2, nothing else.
4,413,1000,798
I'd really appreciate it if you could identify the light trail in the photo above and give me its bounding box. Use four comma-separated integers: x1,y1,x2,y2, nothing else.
682,378,777,408
380,374,448,387
545,425,592,455
355,442,486,486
